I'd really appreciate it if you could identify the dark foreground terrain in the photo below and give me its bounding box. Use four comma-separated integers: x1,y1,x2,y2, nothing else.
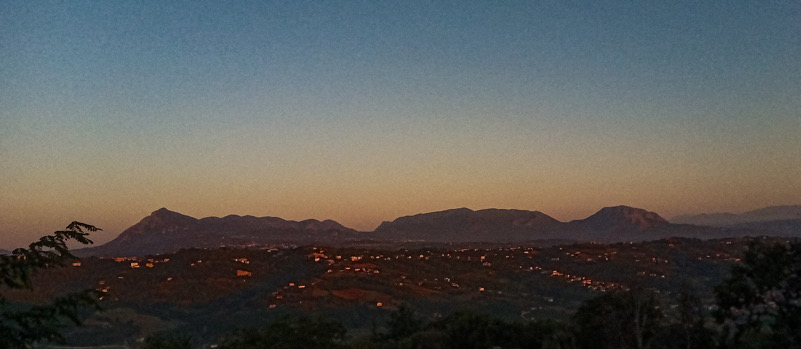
6,236,795,348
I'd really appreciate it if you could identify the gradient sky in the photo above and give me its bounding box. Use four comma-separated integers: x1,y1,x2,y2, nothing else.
2,1,800,249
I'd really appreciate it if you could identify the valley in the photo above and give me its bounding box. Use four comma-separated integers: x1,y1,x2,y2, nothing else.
9,236,785,347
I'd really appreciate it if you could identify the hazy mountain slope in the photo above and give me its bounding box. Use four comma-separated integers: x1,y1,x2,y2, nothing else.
729,219,801,236
672,205,801,226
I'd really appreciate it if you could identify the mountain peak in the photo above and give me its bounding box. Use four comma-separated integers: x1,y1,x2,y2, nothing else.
582,206,668,230
144,208,198,225
132,209,199,233
151,207,182,217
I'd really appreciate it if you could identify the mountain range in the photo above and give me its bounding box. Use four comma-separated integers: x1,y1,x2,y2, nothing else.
77,208,358,257
372,206,732,243
73,205,801,257
672,205,801,227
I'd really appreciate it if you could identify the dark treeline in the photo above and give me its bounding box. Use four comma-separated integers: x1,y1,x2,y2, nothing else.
143,240,800,349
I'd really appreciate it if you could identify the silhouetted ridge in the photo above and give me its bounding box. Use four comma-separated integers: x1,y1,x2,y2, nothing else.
577,206,668,230
80,209,359,257
373,205,767,243
138,208,199,231
374,208,562,242
672,205,801,226
77,205,801,257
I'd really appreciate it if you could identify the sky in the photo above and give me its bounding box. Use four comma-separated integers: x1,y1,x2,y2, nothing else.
1,1,800,249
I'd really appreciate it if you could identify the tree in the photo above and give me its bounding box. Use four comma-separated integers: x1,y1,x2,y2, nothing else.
370,305,445,349
373,306,575,349
218,316,349,349
714,240,801,348
522,319,576,349
142,333,193,349
0,222,101,348
654,289,717,349
383,304,423,341
572,288,664,349
430,311,521,349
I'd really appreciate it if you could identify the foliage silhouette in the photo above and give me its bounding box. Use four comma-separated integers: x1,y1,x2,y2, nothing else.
382,304,424,341
217,315,348,349
0,222,101,348
652,289,716,349
714,240,801,348
572,288,663,349
369,305,575,349
142,333,193,349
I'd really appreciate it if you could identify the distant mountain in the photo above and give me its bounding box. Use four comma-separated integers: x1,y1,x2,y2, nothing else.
374,205,775,243
79,205,801,257
672,205,801,226
77,208,360,257
374,206,673,242
373,208,562,242
0,248,11,255
570,206,668,230
729,219,801,236
562,206,671,241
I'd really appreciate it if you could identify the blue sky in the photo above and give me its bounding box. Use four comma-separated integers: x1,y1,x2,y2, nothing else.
1,1,799,248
